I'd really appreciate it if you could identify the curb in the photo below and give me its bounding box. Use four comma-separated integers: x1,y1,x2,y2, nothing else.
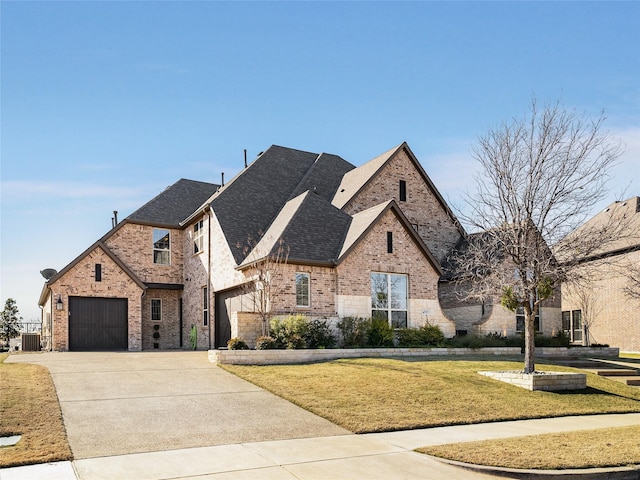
429,456,640,479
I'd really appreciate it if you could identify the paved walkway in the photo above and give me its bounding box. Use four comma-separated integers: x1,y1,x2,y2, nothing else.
3,352,640,479
3,413,640,480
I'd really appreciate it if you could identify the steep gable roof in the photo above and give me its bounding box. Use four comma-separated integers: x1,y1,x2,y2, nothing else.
210,145,342,264
240,191,352,267
128,178,219,228
331,142,465,238
337,200,443,274
289,153,356,202
38,241,146,305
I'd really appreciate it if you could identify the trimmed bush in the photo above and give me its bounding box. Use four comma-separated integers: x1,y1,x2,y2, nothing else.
270,315,309,349
227,337,249,350
337,316,370,347
304,318,336,349
255,336,277,350
396,324,445,347
367,318,394,347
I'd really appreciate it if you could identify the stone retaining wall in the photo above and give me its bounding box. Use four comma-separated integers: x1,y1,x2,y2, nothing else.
209,346,619,365
209,347,522,365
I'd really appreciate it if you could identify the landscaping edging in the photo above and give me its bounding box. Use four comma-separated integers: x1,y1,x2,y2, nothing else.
209,347,522,365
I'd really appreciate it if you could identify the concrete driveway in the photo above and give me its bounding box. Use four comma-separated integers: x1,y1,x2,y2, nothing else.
7,351,348,459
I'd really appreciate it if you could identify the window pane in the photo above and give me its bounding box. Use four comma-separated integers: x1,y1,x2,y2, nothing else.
372,310,388,322
296,273,310,307
371,273,388,309
391,311,407,329
151,299,161,321
154,250,170,265
390,274,407,309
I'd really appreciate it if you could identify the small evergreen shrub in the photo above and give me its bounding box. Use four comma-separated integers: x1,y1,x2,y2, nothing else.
227,337,249,350
337,316,370,347
303,318,336,349
255,336,276,350
396,324,445,347
270,315,309,349
367,318,394,347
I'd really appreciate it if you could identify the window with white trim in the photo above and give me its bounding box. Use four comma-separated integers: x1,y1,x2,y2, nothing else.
151,299,162,322
153,228,171,265
193,219,204,254
371,272,408,328
515,307,540,332
296,273,310,308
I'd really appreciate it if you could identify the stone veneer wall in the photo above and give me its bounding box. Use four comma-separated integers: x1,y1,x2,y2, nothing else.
342,148,462,263
49,245,144,351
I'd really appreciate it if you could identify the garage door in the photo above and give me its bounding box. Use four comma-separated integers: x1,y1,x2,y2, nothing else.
69,297,128,351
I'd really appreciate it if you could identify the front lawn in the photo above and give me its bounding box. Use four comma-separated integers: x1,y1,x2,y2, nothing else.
419,425,640,470
0,353,72,467
222,357,640,433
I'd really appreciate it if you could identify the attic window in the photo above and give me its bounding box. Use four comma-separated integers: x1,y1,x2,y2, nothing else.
194,219,204,254
387,231,393,253
399,180,407,202
95,264,102,282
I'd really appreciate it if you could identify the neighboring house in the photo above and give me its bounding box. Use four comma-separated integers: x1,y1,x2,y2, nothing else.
438,230,562,338
561,197,640,352
39,142,559,351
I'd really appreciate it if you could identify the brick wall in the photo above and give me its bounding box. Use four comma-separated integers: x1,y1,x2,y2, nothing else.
106,223,184,284
182,214,212,349
49,245,144,351
343,148,462,262
336,209,456,334
142,289,182,350
563,250,640,352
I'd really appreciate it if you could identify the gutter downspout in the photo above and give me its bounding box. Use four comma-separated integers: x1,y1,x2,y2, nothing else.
49,290,54,351
207,205,212,350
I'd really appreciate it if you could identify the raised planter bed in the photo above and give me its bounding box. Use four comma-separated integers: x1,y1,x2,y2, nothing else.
209,347,522,365
478,370,587,391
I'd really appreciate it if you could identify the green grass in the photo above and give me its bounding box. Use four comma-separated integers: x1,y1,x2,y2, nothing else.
222,357,640,433
419,425,640,470
0,353,72,467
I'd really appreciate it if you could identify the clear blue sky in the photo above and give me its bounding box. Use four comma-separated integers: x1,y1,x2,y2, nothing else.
2,1,639,322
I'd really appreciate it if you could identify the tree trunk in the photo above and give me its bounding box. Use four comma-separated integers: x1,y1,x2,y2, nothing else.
523,312,536,373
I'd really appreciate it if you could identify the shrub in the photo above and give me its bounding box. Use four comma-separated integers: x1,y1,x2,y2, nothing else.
255,336,276,350
337,316,370,347
367,318,394,347
270,315,309,349
227,337,249,350
303,318,336,349
396,324,445,347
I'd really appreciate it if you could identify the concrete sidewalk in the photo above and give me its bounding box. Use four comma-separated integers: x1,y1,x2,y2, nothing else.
3,413,639,480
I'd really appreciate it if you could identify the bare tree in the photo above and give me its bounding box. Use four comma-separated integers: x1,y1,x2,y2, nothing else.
563,281,604,346
452,97,624,373
239,234,290,336
621,257,640,300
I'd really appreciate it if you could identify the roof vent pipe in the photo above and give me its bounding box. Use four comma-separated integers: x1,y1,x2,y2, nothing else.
112,211,118,228
221,172,225,186
244,149,247,168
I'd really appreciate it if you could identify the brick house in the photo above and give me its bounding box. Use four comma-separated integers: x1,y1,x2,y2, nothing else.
39,142,560,351
561,197,640,352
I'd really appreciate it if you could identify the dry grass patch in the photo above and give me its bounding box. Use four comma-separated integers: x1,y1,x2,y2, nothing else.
418,425,640,470
222,357,640,433
0,353,72,467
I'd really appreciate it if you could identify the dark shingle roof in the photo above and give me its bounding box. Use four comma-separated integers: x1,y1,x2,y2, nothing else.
127,179,219,227
289,153,355,202
211,145,321,264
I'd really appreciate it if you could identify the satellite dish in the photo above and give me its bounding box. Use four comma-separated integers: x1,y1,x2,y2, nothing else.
40,268,57,280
